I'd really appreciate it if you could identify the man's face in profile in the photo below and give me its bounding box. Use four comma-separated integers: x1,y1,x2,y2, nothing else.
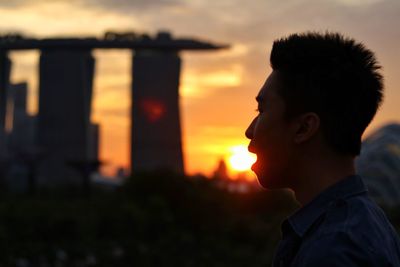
246,71,295,189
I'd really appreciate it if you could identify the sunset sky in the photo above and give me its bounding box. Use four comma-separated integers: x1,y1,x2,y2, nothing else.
1,0,400,177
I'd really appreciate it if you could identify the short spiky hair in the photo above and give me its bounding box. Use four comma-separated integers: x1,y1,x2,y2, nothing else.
270,32,383,156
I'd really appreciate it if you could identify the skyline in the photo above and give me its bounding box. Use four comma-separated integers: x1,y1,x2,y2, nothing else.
2,0,400,177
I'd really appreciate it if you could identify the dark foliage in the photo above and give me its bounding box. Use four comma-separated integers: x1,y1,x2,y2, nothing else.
0,172,304,266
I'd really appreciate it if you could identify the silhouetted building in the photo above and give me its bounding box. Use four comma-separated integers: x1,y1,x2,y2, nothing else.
131,48,184,174
5,82,37,192
0,31,227,187
213,158,229,180
37,49,95,186
356,123,400,207
0,52,11,160
88,122,100,171
7,82,36,155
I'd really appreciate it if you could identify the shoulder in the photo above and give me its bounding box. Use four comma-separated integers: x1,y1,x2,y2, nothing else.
296,231,391,267
296,195,400,266
321,195,398,246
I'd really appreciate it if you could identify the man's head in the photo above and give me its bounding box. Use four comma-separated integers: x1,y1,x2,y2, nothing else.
246,32,383,189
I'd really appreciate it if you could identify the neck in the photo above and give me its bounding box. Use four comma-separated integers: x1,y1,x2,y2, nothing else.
291,154,356,206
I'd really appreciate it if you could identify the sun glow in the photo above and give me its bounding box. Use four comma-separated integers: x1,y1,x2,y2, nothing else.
228,145,257,172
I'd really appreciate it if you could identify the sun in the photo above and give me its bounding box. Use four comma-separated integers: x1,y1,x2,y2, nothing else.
228,145,257,172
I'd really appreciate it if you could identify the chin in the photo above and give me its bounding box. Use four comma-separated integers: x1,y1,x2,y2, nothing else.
252,161,285,190
257,175,281,190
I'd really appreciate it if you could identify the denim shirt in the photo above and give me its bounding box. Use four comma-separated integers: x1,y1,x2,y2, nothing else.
272,175,400,267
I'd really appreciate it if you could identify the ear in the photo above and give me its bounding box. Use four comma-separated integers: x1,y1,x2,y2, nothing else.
293,112,320,144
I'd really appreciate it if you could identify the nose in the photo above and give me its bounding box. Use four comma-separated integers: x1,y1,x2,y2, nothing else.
245,117,257,139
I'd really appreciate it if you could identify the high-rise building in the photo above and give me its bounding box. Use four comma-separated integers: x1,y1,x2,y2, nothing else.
131,49,184,174
5,82,37,192
0,31,226,186
7,82,36,155
0,52,11,160
37,49,95,186
88,122,100,171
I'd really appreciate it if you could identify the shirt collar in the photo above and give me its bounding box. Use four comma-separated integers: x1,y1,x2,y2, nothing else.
285,174,368,238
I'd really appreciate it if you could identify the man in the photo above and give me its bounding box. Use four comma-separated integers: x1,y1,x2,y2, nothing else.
245,32,400,266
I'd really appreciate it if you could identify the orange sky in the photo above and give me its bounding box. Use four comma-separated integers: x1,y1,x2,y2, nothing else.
2,0,400,177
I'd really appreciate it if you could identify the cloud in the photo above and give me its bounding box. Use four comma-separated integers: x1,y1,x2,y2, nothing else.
2,0,400,175
0,0,32,8
0,1,140,37
181,64,243,98
335,0,385,6
82,0,187,13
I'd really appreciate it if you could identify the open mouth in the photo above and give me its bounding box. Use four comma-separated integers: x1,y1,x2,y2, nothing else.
247,141,256,154
247,142,259,172
250,156,259,171
251,163,256,171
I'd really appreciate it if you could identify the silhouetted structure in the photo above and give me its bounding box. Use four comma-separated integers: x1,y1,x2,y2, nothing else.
213,158,229,180
131,48,184,173
89,123,100,167
0,31,227,187
0,52,11,186
5,82,37,192
37,49,95,186
0,51,10,159
7,82,35,155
